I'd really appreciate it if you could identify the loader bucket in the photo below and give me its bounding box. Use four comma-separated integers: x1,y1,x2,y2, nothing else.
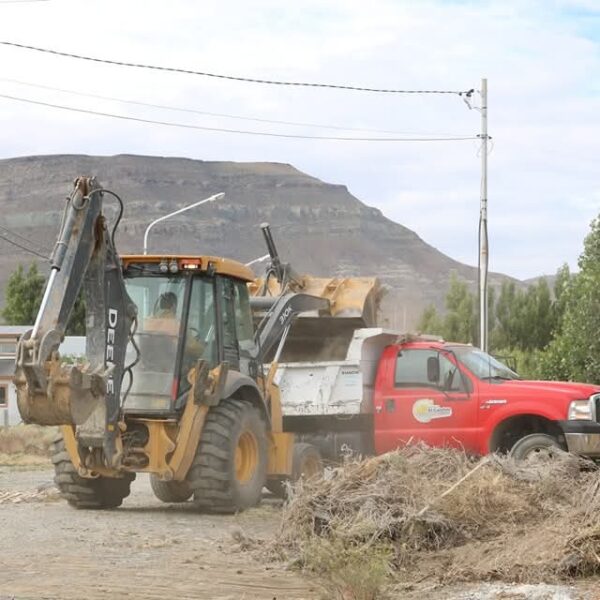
249,276,381,362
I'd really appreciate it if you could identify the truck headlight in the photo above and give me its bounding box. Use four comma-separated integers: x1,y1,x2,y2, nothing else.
568,399,593,420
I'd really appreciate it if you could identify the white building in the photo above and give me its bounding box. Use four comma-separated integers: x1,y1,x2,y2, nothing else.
0,326,85,427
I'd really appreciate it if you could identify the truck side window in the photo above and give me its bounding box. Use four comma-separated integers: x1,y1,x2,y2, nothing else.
438,353,464,392
395,349,464,391
395,349,438,387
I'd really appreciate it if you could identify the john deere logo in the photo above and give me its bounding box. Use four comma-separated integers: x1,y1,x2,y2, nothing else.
412,399,452,424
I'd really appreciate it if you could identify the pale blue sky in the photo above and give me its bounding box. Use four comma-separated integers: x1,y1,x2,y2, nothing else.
0,0,598,279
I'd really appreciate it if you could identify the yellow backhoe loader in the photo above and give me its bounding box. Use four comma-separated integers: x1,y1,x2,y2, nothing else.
13,177,379,512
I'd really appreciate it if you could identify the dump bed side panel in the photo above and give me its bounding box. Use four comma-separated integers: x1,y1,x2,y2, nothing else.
276,329,400,461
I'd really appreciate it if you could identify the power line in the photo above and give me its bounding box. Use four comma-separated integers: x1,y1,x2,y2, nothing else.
0,41,474,96
1,77,468,137
0,232,47,258
0,93,479,142
0,223,49,254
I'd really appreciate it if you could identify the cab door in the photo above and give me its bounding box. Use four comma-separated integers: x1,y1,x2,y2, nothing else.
374,348,478,453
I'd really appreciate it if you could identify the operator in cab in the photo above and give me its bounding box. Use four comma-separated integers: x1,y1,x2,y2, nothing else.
151,292,204,375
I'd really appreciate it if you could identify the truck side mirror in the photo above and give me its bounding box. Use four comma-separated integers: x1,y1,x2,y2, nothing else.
427,356,440,384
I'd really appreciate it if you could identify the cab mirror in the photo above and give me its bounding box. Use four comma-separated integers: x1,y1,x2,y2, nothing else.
427,356,440,383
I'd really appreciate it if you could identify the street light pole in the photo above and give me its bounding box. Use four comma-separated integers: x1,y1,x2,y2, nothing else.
479,78,489,352
143,192,224,255
245,254,270,267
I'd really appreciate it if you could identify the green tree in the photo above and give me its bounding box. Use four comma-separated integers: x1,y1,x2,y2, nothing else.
490,278,555,352
417,273,478,344
2,263,86,335
551,263,571,335
443,272,477,343
538,217,600,383
416,304,444,336
2,264,45,325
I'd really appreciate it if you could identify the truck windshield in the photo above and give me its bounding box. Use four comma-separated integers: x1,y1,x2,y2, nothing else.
450,346,520,381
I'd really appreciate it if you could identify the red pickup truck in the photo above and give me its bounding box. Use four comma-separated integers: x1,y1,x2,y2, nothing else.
372,338,600,459
277,330,600,462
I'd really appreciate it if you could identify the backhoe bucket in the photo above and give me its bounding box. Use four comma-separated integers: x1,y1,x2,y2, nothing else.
13,329,105,426
249,276,381,362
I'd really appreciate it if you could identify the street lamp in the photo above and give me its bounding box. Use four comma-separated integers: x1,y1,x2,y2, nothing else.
245,254,270,267
143,192,225,255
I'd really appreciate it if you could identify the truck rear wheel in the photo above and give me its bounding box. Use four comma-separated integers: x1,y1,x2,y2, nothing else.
150,475,193,503
510,433,563,461
51,434,135,509
187,399,268,513
266,442,324,499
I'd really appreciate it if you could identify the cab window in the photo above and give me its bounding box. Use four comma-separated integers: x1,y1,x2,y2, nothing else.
233,281,254,350
395,349,465,392
395,349,438,387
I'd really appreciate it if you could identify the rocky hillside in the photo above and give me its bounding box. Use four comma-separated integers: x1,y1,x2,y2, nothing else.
0,154,515,328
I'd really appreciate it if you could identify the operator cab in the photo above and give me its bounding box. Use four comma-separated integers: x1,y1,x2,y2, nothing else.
121,255,256,415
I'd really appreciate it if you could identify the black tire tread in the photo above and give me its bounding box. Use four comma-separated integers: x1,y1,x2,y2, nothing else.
187,399,266,514
149,475,193,503
266,442,323,499
51,434,134,510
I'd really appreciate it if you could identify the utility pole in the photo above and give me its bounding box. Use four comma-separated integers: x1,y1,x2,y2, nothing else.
479,78,489,352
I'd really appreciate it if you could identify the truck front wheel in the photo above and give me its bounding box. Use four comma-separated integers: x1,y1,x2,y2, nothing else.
510,433,563,461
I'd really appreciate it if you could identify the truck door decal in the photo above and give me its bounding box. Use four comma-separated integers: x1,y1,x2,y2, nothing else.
412,398,453,423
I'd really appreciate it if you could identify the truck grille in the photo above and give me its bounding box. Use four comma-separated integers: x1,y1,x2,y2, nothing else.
594,394,600,423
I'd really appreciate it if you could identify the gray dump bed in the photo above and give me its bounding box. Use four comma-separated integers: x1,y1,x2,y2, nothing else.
275,328,400,417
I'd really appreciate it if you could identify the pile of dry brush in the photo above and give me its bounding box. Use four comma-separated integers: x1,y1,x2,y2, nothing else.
267,447,600,595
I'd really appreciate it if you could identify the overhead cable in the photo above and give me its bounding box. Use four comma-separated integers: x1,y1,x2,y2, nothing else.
0,223,50,254
0,93,479,142
0,232,47,258
0,41,474,96
1,77,468,136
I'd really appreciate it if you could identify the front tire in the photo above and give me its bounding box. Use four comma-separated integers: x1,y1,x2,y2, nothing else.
510,433,563,461
51,434,135,509
150,475,193,503
187,399,268,513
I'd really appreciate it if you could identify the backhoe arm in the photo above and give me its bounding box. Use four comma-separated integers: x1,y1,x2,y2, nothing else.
14,177,136,466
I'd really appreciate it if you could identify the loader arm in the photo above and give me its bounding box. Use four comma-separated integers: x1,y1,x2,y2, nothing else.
251,293,330,365
258,222,303,292
14,177,137,466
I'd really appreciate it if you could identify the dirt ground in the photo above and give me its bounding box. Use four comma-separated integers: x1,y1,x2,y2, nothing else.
0,466,317,600
0,465,599,600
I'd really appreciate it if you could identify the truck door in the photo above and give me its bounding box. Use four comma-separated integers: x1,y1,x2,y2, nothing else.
373,348,478,454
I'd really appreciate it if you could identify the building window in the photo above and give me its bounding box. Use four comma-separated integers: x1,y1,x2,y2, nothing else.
0,386,7,407
0,341,17,356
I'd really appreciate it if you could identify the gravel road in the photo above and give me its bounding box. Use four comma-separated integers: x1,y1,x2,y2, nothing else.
0,466,317,600
1,466,598,600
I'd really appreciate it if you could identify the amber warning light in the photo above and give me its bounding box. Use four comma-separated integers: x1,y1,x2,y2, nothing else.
182,260,201,270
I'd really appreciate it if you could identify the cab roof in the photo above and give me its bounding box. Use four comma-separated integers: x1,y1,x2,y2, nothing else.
122,254,255,282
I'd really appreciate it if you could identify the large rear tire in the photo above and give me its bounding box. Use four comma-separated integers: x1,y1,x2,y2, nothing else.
187,399,268,513
150,475,193,503
51,434,135,509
